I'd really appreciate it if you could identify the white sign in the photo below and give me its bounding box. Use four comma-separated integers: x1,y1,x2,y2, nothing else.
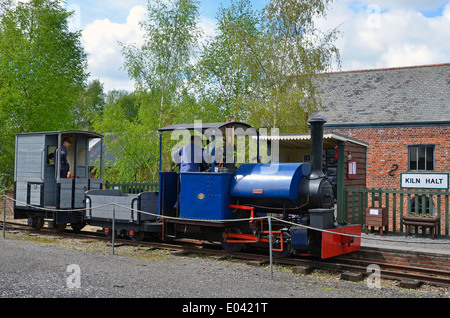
401,173,449,189
369,209,379,215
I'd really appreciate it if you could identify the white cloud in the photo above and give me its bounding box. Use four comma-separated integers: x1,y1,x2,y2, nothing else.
82,5,220,92
316,0,450,71
356,0,448,12
81,5,147,92
378,44,447,67
80,1,450,92
444,2,450,19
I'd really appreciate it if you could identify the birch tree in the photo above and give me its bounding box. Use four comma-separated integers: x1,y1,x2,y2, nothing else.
121,0,201,128
0,0,88,185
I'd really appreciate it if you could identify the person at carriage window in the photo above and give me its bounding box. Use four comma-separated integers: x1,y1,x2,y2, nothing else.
172,135,208,172
48,152,54,164
54,137,72,178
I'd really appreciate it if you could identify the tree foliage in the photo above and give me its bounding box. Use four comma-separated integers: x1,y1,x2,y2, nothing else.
198,0,340,132
73,79,106,130
196,0,260,121
0,0,88,184
93,90,160,182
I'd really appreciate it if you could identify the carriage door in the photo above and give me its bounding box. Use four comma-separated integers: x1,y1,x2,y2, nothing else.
44,134,58,207
56,134,73,210
74,135,89,208
88,137,103,191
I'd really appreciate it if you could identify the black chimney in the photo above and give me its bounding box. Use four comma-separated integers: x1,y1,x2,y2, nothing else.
308,116,327,178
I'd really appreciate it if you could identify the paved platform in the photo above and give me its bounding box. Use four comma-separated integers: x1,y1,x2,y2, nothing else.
360,233,450,257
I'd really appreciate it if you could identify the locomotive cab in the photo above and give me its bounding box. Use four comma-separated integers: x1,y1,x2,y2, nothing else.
157,122,257,239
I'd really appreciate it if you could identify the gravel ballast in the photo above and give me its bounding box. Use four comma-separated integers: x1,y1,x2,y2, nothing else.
0,233,449,300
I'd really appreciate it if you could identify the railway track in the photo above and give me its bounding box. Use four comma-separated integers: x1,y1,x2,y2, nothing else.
2,220,450,288
331,256,450,287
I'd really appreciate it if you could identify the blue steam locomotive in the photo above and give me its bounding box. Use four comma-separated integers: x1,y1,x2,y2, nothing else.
14,117,361,259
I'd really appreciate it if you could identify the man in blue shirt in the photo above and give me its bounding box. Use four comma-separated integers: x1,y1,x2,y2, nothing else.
172,135,208,172
55,137,72,178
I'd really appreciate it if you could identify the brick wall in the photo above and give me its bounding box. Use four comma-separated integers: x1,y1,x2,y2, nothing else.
347,248,450,271
326,125,450,190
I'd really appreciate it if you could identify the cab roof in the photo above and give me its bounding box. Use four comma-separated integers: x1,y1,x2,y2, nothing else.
158,122,253,133
16,130,103,139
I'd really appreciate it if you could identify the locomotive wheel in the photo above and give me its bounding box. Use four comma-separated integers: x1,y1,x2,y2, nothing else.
272,232,293,259
130,231,145,241
221,228,245,253
70,223,85,233
53,224,66,233
28,217,44,231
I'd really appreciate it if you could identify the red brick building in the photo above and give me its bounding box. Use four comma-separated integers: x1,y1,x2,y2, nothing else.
262,64,450,234
330,125,450,190
316,63,450,190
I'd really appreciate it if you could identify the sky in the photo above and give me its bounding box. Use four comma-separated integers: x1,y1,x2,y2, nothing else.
62,0,450,93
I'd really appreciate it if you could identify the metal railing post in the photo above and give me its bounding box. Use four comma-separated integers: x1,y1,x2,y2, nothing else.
268,216,273,280
112,205,115,255
3,196,6,239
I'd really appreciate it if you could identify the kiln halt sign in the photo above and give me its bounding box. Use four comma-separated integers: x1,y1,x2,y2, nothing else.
401,173,449,189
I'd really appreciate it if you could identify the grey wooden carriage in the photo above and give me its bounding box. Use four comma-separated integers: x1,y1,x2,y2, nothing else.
14,131,103,229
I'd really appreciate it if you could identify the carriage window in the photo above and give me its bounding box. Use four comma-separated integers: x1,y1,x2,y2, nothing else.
408,145,434,171
88,138,102,178
77,147,86,166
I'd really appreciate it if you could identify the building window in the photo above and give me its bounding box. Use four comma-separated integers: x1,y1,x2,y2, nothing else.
408,145,434,171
